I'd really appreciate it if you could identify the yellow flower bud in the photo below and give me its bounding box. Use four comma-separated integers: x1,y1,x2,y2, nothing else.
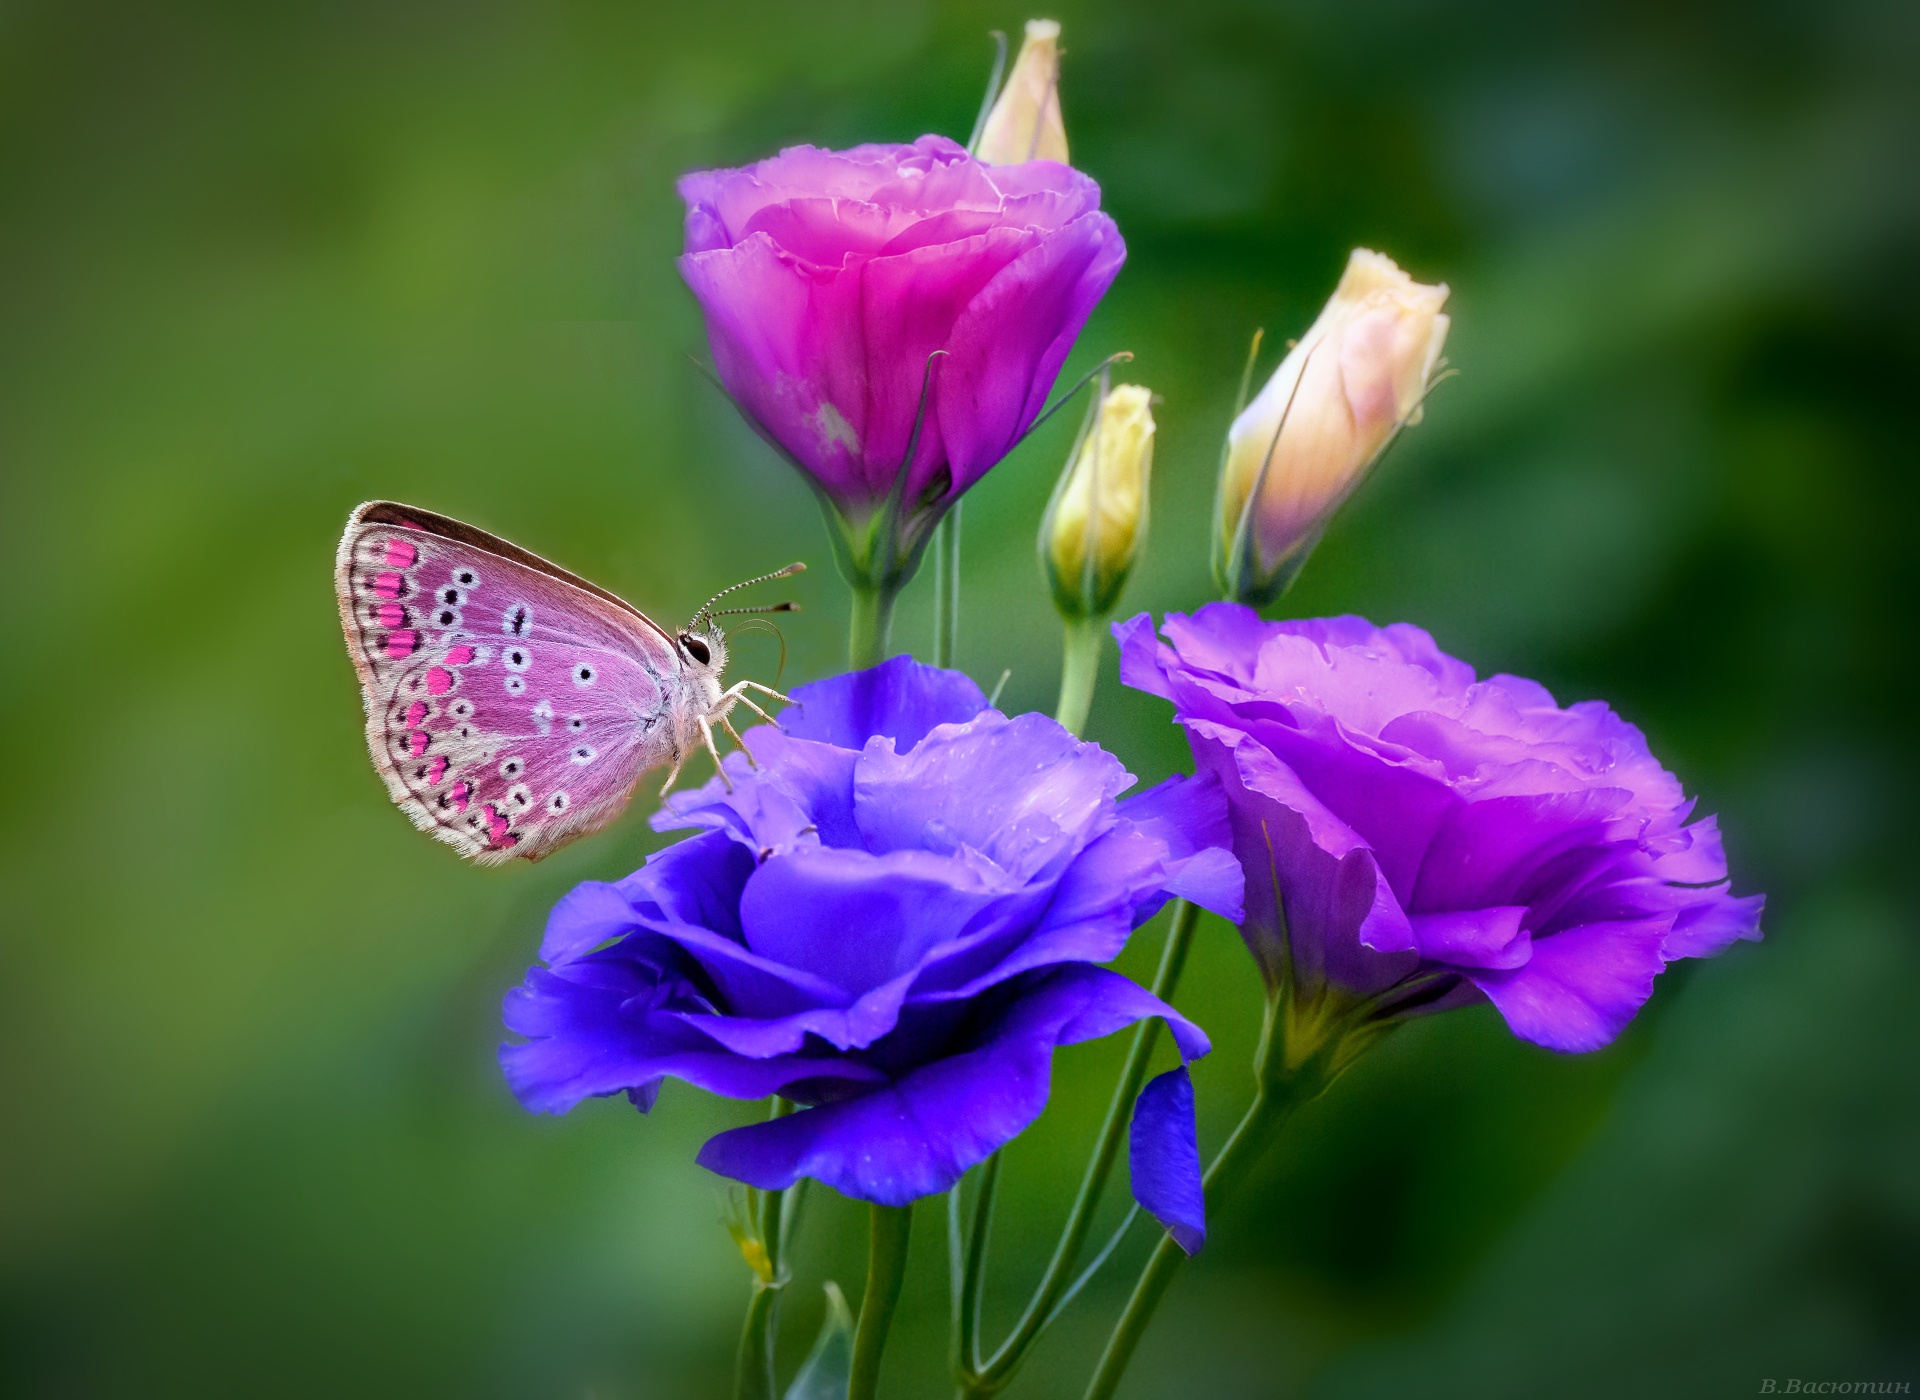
974,19,1069,166
1215,249,1450,604
1042,382,1155,619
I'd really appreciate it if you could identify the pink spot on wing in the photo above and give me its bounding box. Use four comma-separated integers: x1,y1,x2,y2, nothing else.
373,572,407,600
485,804,511,845
444,645,475,666
383,539,418,569
404,701,427,727
378,602,407,628
449,781,471,813
427,756,448,783
384,630,419,659
426,667,454,695
407,731,429,757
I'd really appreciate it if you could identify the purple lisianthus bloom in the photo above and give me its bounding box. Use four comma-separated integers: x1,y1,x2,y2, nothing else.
501,658,1241,1250
678,136,1125,578
1117,605,1763,1053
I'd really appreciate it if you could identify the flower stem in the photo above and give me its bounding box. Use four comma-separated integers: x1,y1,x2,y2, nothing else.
960,900,1199,1396
932,504,962,669
952,1149,1001,1379
1054,614,1104,735
850,1203,914,1400
848,582,897,670
1080,994,1315,1400
733,1283,780,1400
733,1100,796,1400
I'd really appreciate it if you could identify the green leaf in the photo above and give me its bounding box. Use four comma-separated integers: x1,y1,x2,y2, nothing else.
782,1282,854,1400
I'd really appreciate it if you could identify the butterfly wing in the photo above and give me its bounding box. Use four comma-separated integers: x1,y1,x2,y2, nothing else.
335,501,689,864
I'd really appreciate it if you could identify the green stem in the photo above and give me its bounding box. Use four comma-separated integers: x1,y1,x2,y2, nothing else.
848,582,897,671
932,505,962,669
734,1283,780,1400
1054,614,1104,735
850,1203,914,1400
953,1149,1001,1380
1081,995,1313,1400
961,901,1200,1396
733,1099,796,1400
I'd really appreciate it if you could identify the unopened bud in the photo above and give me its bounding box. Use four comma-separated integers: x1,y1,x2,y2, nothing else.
1042,382,1154,618
975,19,1068,165
1215,249,1450,604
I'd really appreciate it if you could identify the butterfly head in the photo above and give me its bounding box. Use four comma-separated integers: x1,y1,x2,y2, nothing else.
683,561,806,679
675,622,728,679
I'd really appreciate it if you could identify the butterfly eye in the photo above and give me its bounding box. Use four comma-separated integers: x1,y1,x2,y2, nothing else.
679,634,712,666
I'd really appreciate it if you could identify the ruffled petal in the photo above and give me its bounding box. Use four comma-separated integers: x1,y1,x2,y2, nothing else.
1130,1067,1205,1255
1468,916,1672,1052
694,966,1206,1203
777,657,987,753
499,961,878,1115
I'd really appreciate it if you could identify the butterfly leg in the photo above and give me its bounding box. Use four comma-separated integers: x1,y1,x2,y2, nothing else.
724,688,781,728
658,751,685,798
697,714,734,792
717,713,759,768
737,680,796,706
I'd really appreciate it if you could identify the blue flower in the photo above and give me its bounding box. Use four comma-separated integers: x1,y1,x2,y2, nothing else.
501,658,1242,1249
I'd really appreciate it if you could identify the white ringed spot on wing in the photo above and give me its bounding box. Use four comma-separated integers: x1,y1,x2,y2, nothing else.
572,662,598,688
502,603,531,637
504,675,527,695
570,743,597,765
503,644,531,672
547,791,570,813
499,756,525,780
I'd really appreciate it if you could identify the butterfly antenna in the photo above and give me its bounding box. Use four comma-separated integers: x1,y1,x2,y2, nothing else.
724,617,789,686
691,562,806,628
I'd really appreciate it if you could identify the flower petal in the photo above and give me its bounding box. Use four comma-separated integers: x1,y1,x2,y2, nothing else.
1468,916,1672,1052
1130,1067,1205,1255
778,656,988,754
695,967,1205,1203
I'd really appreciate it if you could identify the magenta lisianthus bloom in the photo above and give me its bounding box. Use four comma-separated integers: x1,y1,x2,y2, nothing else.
678,135,1125,586
1117,605,1763,1053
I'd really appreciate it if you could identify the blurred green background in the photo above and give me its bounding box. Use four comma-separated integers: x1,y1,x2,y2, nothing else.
2,0,1915,1395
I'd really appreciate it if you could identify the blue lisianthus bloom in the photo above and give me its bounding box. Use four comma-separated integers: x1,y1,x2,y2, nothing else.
501,658,1243,1250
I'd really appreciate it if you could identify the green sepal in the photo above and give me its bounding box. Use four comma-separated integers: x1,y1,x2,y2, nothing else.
782,1282,855,1400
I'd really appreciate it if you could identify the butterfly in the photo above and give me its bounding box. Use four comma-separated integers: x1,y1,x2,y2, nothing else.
334,501,801,865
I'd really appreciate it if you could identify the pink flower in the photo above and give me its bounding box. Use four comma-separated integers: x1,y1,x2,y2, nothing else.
679,135,1125,580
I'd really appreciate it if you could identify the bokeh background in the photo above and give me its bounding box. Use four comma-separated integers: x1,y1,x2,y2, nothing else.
3,0,1916,1395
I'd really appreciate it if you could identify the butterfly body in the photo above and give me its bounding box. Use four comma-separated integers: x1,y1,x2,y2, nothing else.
335,502,791,865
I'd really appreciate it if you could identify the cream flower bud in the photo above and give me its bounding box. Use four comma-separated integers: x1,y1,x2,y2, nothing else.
974,19,1068,165
1214,249,1450,604
1042,382,1154,618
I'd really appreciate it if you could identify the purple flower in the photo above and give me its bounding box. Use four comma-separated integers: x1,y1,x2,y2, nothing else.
1117,605,1763,1053
501,658,1241,1247
677,136,1125,581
